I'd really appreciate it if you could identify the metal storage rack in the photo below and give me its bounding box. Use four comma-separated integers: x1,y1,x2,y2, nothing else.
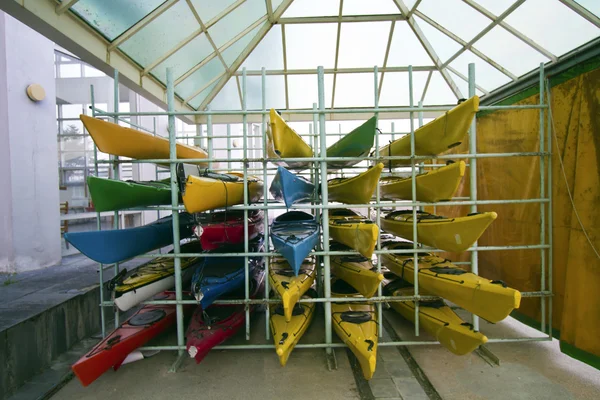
89,62,553,371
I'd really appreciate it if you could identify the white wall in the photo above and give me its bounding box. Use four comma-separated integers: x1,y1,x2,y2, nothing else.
0,12,61,272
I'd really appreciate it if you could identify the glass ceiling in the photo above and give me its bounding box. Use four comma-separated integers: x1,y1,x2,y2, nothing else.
59,0,599,110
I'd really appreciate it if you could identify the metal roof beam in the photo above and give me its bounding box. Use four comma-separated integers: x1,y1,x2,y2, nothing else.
281,24,290,110
463,0,557,62
55,0,80,15
278,14,404,24
392,0,463,99
406,0,422,19
266,0,274,22
330,0,344,109
232,66,437,75
558,0,600,28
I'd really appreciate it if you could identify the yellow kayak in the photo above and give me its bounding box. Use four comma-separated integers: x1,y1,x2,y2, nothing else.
382,276,488,355
329,209,379,258
374,96,479,167
381,241,521,323
80,115,208,164
270,292,316,366
269,257,316,322
379,161,466,203
328,163,384,204
330,245,383,298
331,279,377,380
179,169,263,213
380,210,497,253
267,109,313,169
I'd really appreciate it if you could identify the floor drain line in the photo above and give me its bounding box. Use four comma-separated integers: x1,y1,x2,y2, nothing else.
346,348,375,400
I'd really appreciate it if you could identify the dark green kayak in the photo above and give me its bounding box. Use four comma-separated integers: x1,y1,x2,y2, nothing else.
87,176,172,212
327,116,377,169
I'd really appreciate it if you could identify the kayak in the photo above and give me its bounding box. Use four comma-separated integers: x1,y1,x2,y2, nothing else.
382,276,488,355
112,241,204,312
379,161,466,203
269,256,316,322
373,96,479,168
331,279,377,380
64,213,196,264
87,176,172,212
380,210,497,253
328,163,384,204
191,236,265,309
270,290,316,366
186,267,265,363
330,244,383,298
270,211,320,275
72,291,194,387
80,114,208,164
177,166,264,213
270,166,315,208
267,109,313,169
329,209,379,258
196,210,264,251
381,240,521,323
327,116,377,169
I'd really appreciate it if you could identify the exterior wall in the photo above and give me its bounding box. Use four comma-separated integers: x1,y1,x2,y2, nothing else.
0,12,60,272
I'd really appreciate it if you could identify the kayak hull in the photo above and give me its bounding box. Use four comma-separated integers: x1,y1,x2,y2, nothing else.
328,163,384,204
269,257,316,322
331,252,383,298
87,176,172,212
270,166,315,208
268,109,313,169
270,295,316,366
270,211,320,275
329,209,379,258
327,116,377,169
197,210,264,251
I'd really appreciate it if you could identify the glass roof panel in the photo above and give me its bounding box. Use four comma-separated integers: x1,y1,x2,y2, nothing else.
285,24,337,69
242,25,284,70
189,0,237,23
188,81,219,109
449,50,512,91
221,25,263,67
70,0,165,41
287,74,334,109
208,0,266,48
120,1,199,68
334,73,379,107
244,75,286,110
283,0,340,17
378,71,429,106
505,0,600,56
343,0,400,15
476,26,550,76
413,15,462,63
467,0,515,16
337,22,391,68
152,33,214,84
423,72,458,104
175,56,225,100
386,21,434,66
417,0,491,42
575,0,600,17
210,77,241,110
272,0,285,12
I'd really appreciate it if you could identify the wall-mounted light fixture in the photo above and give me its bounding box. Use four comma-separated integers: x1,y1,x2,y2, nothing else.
26,84,46,102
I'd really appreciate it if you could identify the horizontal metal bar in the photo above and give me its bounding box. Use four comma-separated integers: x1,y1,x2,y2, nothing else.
232,66,437,76
278,14,404,24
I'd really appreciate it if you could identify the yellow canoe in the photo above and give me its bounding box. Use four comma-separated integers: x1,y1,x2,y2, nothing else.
328,163,384,204
329,209,379,258
331,279,377,380
269,257,316,322
267,109,313,169
381,241,521,323
180,171,263,213
380,210,497,253
383,276,488,355
375,96,479,168
80,114,208,164
379,161,466,203
270,293,316,366
330,246,383,298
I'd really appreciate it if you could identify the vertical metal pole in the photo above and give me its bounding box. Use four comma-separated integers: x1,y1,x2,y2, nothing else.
261,67,270,340
391,122,395,142
317,67,332,354
546,78,553,340
468,63,480,332
112,70,120,330
408,65,420,336
207,105,213,170
374,66,383,338
418,100,425,214
312,103,322,297
154,117,161,230
242,68,251,339
227,124,232,171
166,68,185,357
538,63,546,333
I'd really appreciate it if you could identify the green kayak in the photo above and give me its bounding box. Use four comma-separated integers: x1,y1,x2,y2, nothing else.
87,176,172,212
327,116,377,169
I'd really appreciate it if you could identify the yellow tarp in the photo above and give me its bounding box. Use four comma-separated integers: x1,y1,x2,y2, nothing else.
430,67,600,369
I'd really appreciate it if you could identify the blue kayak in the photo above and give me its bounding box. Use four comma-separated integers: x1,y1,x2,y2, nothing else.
191,236,265,308
270,211,320,275
64,213,196,264
270,166,315,209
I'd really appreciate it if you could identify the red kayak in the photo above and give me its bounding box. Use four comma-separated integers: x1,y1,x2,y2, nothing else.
186,267,265,363
72,292,194,386
195,210,264,251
